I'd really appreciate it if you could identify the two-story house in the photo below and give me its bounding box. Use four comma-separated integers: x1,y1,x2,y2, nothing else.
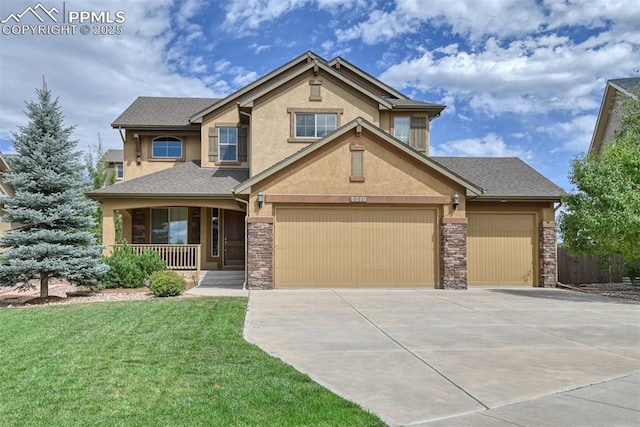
88,52,565,289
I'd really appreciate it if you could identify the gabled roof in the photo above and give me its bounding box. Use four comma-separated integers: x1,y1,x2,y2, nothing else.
189,51,323,123
101,149,123,163
589,77,640,154
237,59,396,110
87,161,249,199
112,97,219,128
328,56,409,100
432,157,566,200
609,77,640,97
234,118,483,196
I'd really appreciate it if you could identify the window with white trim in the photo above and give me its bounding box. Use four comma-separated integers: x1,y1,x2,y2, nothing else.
152,136,183,158
295,113,337,138
393,116,410,144
115,164,124,180
218,128,238,162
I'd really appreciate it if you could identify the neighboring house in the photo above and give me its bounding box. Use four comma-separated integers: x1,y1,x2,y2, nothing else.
589,77,640,155
0,153,18,238
102,149,124,182
88,51,565,289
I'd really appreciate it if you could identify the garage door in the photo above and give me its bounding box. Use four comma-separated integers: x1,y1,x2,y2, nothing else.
467,213,536,286
275,207,436,288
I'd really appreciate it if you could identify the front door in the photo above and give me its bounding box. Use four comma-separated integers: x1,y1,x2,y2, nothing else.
224,210,245,267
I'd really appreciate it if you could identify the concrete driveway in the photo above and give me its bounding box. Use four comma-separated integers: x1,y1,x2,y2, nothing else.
244,288,640,426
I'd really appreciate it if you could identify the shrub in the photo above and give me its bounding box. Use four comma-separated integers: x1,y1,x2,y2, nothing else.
102,244,167,288
138,249,167,276
149,270,186,297
624,259,640,286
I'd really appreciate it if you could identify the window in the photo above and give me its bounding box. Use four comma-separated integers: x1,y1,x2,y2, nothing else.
211,208,219,257
152,136,182,159
115,164,124,180
218,128,238,162
295,113,337,138
151,208,188,244
393,116,410,144
393,116,427,153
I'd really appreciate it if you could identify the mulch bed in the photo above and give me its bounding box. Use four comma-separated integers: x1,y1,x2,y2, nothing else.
557,282,640,302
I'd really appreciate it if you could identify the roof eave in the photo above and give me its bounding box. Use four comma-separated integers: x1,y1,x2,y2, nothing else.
470,195,564,202
87,192,235,200
110,124,199,130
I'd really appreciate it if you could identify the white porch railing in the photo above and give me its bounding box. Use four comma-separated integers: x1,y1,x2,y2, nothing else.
122,244,201,275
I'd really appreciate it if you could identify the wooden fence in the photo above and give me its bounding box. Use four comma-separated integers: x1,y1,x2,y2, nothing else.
557,248,623,284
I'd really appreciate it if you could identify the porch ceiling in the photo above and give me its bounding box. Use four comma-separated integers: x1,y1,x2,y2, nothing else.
87,161,249,199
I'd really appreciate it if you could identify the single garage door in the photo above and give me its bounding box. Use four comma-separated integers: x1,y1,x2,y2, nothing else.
467,213,536,286
275,207,437,288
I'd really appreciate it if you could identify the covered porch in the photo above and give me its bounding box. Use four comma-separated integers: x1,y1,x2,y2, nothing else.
87,161,250,272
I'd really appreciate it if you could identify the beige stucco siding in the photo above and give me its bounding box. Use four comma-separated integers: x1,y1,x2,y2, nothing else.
123,132,202,180
250,70,381,174
248,130,464,218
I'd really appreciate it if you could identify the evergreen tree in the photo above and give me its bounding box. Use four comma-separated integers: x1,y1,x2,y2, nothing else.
0,85,107,297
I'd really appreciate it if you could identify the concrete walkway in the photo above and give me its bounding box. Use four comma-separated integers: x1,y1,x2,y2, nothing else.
244,288,640,426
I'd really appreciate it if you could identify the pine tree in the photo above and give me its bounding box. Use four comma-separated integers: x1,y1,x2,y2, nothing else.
0,84,107,297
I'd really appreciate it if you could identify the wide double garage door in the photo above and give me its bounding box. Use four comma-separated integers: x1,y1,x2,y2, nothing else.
274,207,437,288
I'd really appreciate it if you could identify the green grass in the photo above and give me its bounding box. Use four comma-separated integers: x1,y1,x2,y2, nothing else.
0,298,384,427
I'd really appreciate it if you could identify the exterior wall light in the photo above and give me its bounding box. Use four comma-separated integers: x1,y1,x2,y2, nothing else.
452,193,460,210
257,192,264,209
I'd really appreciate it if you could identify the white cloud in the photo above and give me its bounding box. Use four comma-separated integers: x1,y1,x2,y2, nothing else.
537,114,598,153
432,133,532,158
0,1,220,153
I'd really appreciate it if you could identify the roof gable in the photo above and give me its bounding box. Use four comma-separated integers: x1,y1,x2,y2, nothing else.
237,59,394,110
189,51,324,123
328,56,408,99
589,77,640,154
234,118,482,195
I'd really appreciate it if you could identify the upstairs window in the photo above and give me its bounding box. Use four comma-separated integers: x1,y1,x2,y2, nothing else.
152,136,182,159
295,113,337,138
115,164,124,180
218,128,238,162
393,116,427,154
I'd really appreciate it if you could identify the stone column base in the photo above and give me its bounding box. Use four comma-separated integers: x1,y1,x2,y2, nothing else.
539,221,557,287
247,220,273,289
441,219,467,289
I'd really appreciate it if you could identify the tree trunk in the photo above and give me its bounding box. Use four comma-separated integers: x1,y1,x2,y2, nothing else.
40,273,49,298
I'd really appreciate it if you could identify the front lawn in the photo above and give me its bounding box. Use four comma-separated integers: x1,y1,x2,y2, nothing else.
0,298,383,426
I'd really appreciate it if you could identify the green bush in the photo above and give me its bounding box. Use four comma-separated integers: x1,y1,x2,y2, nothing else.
102,244,167,288
624,259,640,286
149,270,186,297
138,249,167,276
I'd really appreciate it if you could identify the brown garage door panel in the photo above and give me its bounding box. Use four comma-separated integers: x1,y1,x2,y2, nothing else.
468,213,536,286
275,208,436,288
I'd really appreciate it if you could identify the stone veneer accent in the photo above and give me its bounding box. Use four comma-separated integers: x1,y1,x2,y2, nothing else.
441,220,467,289
247,221,274,289
539,221,557,287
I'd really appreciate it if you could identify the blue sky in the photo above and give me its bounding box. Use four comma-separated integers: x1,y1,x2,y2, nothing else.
1,0,639,191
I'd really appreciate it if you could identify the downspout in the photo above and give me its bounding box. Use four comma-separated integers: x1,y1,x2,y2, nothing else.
117,126,126,144
234,196,249,290
237,107,252,290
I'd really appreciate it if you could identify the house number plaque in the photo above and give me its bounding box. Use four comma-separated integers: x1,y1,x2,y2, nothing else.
350,196,368,203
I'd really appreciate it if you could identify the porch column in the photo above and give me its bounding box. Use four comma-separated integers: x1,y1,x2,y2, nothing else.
247,217,273,289
102,203,116,255
120,210,132,243
440,217,467,289
539,221,558,287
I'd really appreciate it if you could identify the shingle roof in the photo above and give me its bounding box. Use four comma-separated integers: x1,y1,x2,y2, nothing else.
87,161,248,198
112,97,219,128
431,157,566,199
610,77,640,96
101,149,123,163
